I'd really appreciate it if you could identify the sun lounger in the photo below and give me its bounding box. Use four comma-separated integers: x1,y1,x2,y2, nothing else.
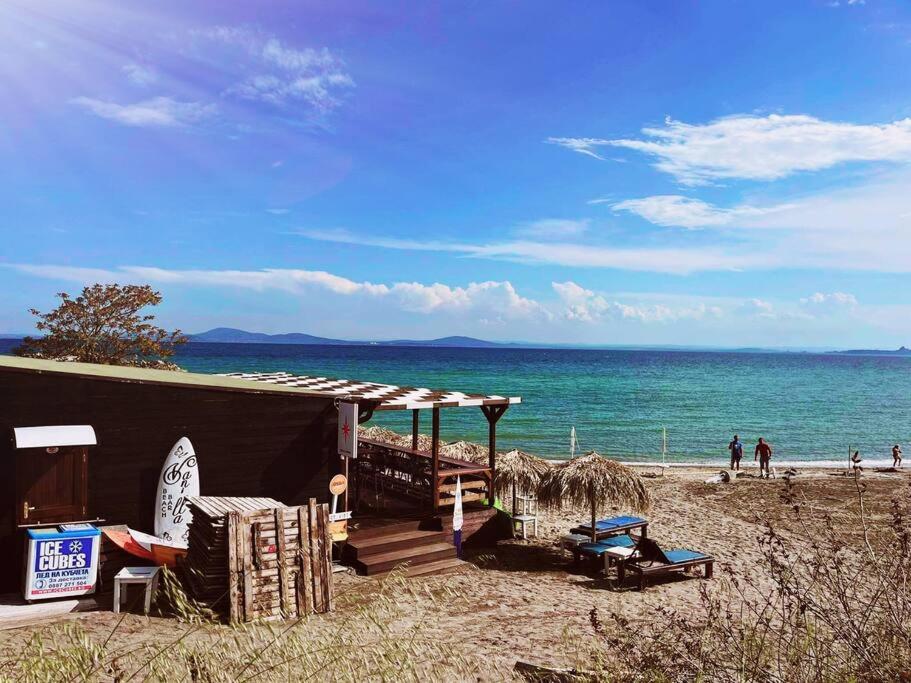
571,534,639,570
617,537,713,590
569,515,648,541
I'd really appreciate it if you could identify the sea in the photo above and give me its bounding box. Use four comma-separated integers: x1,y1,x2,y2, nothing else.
5,340,906,466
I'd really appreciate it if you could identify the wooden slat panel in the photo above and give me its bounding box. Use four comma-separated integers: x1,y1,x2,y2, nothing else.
297,506,313,616
274,507,289,617
308,498,324,614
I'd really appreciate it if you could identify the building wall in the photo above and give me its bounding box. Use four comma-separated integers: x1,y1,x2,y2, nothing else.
0,366,340,592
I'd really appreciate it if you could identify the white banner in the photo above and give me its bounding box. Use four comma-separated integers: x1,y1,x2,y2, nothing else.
338,402,358,459
329,511,353,522
452,476,463,532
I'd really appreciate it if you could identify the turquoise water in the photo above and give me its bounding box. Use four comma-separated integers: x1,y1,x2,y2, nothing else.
171,343,910,464
4,340,908,463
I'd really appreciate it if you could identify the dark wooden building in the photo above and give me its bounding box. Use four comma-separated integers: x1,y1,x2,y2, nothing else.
1,357,520,590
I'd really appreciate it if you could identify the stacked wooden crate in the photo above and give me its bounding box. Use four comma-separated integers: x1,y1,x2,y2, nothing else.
183,496,333,622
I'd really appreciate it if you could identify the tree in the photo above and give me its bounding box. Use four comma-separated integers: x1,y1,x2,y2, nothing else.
14,284,187,368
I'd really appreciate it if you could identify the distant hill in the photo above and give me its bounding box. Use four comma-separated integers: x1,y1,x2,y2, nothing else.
189,327,514,348
831,346,911,357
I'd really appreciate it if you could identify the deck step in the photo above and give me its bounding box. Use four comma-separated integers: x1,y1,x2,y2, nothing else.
356,542,456,575
346,517,441,541
404,557,470,577
347,530,448,559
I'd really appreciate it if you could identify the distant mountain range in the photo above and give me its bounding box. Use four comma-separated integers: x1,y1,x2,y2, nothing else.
189,327,515,348
830,346,911,357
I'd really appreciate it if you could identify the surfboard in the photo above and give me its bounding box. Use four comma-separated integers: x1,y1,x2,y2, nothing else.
154,437,199,546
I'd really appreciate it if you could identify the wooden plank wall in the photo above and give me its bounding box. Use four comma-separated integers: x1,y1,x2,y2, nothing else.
0,367,341,592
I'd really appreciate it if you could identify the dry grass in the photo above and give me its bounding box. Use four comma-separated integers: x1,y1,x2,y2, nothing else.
0,568,497,682
577,476,911,682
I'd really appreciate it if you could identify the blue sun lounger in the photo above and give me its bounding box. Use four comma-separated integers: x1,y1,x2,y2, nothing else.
571,533,640,570
617,538,714,590
569,515,648,541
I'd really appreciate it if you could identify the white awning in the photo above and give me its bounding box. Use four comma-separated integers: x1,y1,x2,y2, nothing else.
13,425,97,449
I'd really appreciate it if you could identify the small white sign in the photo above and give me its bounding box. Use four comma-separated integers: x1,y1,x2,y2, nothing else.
329,511,353,522
338,402,358,459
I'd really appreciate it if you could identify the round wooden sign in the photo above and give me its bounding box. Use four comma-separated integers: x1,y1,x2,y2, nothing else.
329,474,348,496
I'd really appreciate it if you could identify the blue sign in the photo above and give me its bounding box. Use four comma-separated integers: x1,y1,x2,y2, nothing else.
25,526,100,600
33,537,94,573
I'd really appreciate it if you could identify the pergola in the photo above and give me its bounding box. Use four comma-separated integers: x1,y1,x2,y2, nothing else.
220,371,521,510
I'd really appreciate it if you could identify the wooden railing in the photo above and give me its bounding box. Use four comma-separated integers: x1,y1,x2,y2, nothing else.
357,438,491,509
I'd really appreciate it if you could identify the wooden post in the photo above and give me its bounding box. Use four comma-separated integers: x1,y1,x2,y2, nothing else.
319,503,333,612
431,407,440,511
481,404,508,509
412,409,420,451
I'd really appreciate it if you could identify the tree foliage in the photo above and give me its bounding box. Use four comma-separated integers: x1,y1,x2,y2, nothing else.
14,284,187,368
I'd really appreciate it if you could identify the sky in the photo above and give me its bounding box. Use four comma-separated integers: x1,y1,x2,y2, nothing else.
2,0,911,347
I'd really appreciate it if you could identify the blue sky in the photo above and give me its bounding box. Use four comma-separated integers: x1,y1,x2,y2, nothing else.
2,0,911,347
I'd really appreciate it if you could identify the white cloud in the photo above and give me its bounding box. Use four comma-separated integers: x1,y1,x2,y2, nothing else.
611,195,792,229
739,298,776,318
266,208,290,215
6,264,546,321
70,96,215,127
297,229,739,275
552,281,723,323
193,26,354,111
516,218,590,238
122,63,158,86
549,114,911,185
800,292,858,312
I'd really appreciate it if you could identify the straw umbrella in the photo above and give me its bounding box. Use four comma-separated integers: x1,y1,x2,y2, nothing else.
441,440,489,463
496,448,551,515
539,450,650,542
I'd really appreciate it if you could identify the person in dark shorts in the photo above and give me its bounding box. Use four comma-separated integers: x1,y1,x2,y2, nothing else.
893,444,902,468
755,437,773,478
728,434,743,470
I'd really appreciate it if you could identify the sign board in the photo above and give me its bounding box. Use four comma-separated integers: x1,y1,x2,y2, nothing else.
24,526,100,601
337,402,358,459
329,511,352,522
329,474,348,496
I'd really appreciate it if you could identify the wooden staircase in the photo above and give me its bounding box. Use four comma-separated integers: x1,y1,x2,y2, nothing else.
343,518,467,577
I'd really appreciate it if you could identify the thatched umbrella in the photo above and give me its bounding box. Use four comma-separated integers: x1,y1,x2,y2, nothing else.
441,440,489,463
539,451,650,542
496,449,551,514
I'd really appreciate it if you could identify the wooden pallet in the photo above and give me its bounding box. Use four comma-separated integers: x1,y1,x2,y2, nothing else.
183,496,332,622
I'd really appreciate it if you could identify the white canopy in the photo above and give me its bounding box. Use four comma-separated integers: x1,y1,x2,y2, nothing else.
13,425,97,449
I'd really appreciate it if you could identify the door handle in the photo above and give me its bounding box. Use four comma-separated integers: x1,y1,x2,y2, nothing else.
23,501,35,519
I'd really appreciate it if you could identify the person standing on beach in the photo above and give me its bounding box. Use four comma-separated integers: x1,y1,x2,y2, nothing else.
728,434,743,471
893,444,903,468
755,437,773,478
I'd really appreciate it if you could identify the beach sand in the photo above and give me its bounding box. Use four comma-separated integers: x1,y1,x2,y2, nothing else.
1,465,907,679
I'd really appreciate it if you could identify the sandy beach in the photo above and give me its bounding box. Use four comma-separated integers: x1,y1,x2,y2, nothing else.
2,463,907,680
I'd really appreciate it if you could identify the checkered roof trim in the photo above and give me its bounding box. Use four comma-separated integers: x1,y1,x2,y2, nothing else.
218,371,521,410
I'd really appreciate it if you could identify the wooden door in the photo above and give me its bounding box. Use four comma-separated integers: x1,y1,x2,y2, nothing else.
15,446,88,525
